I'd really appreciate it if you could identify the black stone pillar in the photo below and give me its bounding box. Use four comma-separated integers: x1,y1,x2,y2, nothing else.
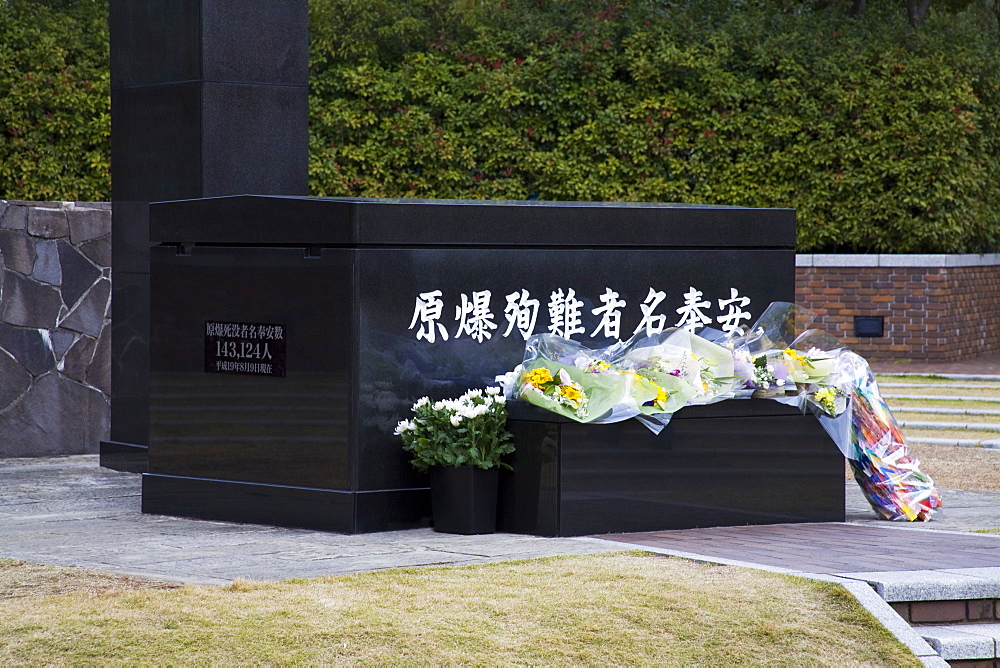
108,1,309,449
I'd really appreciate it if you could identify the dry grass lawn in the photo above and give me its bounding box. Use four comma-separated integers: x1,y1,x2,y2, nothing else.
0,553,918,666
908,442,1000,493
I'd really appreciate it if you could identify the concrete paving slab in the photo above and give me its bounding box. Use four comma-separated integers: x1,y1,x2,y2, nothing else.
0,456,622,585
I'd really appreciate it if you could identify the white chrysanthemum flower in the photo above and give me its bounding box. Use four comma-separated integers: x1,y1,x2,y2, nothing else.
450,414,462,427
393,419,414,435
766,364,775,373
486,386,501,396
776,378,785,387
412,397,430,410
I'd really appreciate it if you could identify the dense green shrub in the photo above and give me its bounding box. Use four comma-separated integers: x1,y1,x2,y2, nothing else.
2,1,999,252
310,0,1000,253
0,0,110,201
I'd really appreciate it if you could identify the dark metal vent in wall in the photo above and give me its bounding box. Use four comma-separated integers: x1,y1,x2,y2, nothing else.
854,315,885,338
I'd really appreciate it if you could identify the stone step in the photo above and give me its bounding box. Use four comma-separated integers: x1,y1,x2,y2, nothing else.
917,623,1000,664
894,407,1000,417
837,569,1000,664
882,383,1000,390
908,436,1000,449
900,421,1000,432
876,374,1000,382
885,394,1000,403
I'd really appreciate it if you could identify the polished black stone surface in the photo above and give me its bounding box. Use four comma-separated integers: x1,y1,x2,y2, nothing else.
201,84,309,197
150,195,796,247
499,401,846,536
110,0,308,88
141,475,430,533
110,3,311,452
146,196,804,533
99,440,149,474
110,271,150,445
150,246,352,490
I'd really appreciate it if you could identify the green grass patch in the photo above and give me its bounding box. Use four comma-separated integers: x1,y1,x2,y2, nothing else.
972,529,1000,535
0,553,918,666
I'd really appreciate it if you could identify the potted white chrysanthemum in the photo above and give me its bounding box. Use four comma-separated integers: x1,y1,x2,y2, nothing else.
394,387,514,534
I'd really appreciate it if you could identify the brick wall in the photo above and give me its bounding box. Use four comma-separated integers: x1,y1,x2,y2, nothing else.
796,255,1000,361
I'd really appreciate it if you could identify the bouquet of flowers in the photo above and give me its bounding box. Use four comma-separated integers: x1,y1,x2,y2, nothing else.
395,387,515,473
498,301,943,522
514,334,632,422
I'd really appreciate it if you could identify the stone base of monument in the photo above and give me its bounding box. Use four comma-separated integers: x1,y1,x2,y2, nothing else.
498,400,845,537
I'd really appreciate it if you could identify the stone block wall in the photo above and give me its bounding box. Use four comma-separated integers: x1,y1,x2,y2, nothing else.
0,200,111,456
796,254,1000,361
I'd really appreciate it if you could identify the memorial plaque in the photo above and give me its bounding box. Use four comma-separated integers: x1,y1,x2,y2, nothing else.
204,320,286,377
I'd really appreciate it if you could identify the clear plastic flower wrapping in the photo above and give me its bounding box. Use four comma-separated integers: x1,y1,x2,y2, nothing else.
497,301,942,521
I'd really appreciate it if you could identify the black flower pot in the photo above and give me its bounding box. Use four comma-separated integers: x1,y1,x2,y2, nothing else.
429,466,499,535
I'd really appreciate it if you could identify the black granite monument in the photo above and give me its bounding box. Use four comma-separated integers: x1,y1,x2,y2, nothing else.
142,196,844,534
105,0,309,467
111,3,843,534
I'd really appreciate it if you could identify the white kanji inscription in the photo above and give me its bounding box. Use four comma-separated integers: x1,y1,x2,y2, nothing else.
633,288,668,336
408,290,449,343
717,287,752,336
675,286,712,333
591,288,627,339
548,288,586,339
502,289,540,341
454,290,497,343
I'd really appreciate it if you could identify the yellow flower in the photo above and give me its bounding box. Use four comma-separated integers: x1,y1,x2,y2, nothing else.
815,387,836,402
783,348,806,364
560,384,583,402
524,367,553,387
655,388,668,406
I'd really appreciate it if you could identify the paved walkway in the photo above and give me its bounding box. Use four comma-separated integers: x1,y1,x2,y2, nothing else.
602,523,1000,573
4,454,1000,585
0,456,621,586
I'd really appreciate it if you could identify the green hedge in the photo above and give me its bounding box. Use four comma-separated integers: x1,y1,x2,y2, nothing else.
2,1,999,253
310,0,1000,253
0,0,110,202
